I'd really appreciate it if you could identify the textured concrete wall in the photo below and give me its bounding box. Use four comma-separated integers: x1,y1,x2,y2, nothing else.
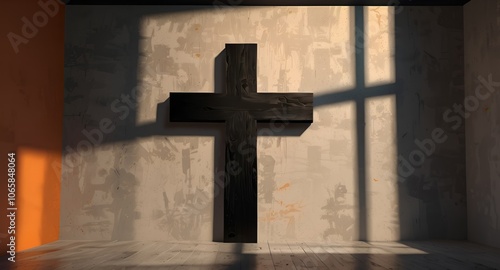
464,0,500,248
61,5,465,242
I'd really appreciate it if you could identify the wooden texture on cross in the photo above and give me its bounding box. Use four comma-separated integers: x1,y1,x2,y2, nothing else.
170,44,313,242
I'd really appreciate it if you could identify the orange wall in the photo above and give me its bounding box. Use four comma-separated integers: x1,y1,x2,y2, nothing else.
0,0,65,252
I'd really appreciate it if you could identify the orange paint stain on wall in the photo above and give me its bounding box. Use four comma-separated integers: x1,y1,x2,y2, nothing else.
279,202,303,216
276,183,291,192
261,201,304,223
260,210,279,222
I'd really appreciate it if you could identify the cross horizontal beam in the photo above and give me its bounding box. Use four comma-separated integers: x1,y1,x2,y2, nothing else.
170,92,313,123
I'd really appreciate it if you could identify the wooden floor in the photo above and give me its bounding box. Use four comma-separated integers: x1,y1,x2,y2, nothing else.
1,240,500,269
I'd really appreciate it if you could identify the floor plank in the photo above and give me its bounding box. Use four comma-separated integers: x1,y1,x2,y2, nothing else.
268,243,297,270
303,243,341,270
163,243,199,267
135,242,182,268
175,243,218,269
247,243,277,270
287,242,327,269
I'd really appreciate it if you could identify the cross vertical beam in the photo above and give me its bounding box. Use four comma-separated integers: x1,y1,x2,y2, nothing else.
224,44,257,242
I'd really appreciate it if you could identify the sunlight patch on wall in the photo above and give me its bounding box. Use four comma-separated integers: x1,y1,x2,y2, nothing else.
364,7,395,87
17,147,60,251
271,6,354,94
365,95,399,241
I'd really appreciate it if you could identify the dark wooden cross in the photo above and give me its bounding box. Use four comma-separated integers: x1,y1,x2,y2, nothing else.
170,44,313,243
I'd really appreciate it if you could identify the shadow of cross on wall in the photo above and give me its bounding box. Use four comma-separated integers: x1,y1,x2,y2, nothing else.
169,44,313,243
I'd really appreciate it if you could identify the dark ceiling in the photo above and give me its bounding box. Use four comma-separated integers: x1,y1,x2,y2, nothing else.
64,0,471,6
